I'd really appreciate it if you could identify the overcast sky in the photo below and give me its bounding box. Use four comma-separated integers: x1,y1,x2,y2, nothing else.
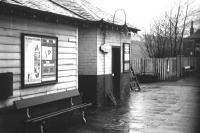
88,0,200,34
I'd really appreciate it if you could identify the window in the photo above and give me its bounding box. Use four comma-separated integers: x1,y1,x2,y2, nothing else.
123,43,130,72
21,33,58,88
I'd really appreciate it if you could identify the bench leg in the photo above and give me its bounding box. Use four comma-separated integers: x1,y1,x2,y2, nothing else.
81,110,86,124
70,97,74,106
40,121,46,133
26,108,31,119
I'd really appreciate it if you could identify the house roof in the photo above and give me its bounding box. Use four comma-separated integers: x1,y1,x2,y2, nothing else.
189,29,200,39
53,0,139,31
0,0,140,32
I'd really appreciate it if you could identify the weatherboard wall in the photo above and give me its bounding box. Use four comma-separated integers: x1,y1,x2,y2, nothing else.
78,26,97,75
78,27,132,107
0,15,78,109
97,29,131,75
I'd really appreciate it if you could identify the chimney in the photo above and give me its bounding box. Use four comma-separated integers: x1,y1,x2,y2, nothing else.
190,21,194,35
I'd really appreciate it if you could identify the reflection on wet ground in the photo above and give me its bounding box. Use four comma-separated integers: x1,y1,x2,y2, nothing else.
64,74,200,133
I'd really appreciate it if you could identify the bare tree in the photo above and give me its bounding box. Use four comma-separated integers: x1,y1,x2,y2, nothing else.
144,17,171,58
144,0,195,58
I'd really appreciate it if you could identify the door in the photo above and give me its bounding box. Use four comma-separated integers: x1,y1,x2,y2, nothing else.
112,47,121,100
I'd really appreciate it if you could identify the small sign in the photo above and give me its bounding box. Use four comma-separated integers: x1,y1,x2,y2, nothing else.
123,43,130,72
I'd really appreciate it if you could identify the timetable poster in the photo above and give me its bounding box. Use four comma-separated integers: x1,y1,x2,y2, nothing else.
124,43,130,61
24,36,42,85
41,38,57,82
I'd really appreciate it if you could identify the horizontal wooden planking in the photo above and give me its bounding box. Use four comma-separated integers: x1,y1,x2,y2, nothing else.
58,35,77,42
0,16,79,103
0,33,76,44
13,76,77,91
0,56,77,68
13,74,21,83
58,53,77,59
58,41,77,48
58,64,77,71
0,44,20,52
58,47,77,54
0,60,20,68
0,36,20,45
58,59,77,65
0,30,77,46
58,70,77,77
0,53,20,60
12,73,77,83
0,67,20,75
13,82,21,90
68,36,77,42
0,34,77,46
0,28,20,37
0,50,77,61
0,25,77,38
0,64,77,81
0,32,77,47
0,16,77,37
58,76,77,83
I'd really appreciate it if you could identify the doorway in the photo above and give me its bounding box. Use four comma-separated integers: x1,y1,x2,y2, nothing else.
112,47,121,100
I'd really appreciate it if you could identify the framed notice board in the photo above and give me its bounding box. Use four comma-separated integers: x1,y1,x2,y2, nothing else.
123,43,130,72
21,33,58,88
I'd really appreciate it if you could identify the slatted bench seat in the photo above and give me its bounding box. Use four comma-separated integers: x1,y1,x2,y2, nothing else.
183,66,194,76
14,89,92,133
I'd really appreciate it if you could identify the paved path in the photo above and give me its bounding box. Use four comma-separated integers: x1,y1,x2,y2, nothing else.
63,73,200,133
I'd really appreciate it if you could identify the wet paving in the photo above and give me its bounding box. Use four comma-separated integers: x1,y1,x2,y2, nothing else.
63,73,200,133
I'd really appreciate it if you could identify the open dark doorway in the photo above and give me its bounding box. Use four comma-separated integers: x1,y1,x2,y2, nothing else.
112,47,121,100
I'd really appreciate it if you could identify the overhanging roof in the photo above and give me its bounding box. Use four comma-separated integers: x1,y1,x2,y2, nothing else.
0,0,140,32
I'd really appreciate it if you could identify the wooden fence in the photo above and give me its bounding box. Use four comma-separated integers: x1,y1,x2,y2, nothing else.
131,56,200,80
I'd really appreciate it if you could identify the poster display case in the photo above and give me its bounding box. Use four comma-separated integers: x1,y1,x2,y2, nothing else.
123,43,130,72
21,33,58,88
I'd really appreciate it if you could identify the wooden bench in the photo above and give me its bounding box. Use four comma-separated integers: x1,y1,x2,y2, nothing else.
183,66,194,75
14,89,92,133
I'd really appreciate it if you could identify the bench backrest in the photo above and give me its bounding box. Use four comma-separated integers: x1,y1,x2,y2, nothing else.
14,89,80,109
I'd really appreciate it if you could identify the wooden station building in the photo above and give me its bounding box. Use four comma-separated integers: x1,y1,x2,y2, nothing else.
0,0,139,132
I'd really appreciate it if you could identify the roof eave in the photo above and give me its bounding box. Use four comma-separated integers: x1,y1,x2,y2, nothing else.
97,19,140,33
0,1,91,25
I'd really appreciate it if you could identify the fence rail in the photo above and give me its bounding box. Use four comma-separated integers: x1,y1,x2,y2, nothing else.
131,56,200,80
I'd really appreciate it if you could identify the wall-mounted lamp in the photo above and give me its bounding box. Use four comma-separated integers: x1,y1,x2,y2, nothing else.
113,9,126,25
113,9,129,34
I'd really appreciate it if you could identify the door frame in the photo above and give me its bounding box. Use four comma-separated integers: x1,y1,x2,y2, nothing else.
112,46,121,100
